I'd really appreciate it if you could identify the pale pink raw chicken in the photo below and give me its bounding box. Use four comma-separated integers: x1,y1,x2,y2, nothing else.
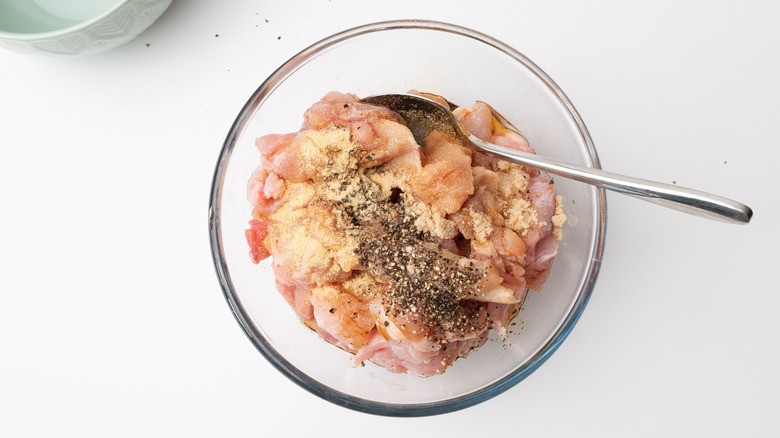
244,91,565,376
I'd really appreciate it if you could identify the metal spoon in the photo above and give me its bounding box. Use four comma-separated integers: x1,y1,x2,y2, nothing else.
361,93,752,224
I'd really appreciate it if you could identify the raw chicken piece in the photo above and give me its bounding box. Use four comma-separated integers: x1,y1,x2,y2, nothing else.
255,132,299,181
273,275,315,326
468,242,525,304
302,91,403,132
245,219,269,263
353,327,489,377
302,92,421,169
522,173,562,291
470,166,504,225
487,302,523,339
311,284,375,351
490,129,533,154
525,235,559,291
247,166,282,214
413,131,474,215
268,201,356,285
363,118,421,167
526,173,556,235
454,101,493,141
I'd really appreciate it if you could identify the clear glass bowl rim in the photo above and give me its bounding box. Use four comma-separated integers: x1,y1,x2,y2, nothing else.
208,19,607,417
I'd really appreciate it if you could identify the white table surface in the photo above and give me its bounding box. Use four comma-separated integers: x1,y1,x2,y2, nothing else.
2,1,778,436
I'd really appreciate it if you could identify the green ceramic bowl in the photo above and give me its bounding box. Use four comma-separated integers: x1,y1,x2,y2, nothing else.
0,0,172,55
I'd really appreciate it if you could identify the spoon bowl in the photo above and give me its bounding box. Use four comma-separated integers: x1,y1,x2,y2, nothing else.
362,93,753,225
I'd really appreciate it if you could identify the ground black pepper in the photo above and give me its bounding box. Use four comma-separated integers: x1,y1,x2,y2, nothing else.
320,151,486,344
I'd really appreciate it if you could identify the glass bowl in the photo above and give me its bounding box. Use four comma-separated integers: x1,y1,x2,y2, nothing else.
209,20,606,416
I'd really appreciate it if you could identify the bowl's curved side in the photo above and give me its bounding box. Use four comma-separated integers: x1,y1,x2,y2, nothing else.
209,19,607,416
0,0,171,55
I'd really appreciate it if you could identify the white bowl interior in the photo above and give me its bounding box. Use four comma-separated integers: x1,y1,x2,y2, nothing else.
0,0,121,34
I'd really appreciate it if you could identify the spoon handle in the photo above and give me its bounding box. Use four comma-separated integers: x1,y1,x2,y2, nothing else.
470,136,753,224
